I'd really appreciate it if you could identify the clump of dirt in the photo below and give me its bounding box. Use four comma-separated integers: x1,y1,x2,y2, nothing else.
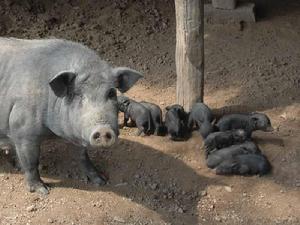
0,0,300,225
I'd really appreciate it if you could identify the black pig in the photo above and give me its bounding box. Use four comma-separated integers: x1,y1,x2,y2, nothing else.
206,141,260,168
188,102,215,138
204,129,247,156
216,112,274,137
215,154,271,176
140,101,165,135
118,96,152,136
165,104,189,141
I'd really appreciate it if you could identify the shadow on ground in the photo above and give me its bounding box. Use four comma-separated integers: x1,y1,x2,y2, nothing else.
0,138,224,225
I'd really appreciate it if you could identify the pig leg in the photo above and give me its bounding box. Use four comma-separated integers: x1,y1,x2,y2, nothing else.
15,140,49,195
238,164,250,175
80,149,106,186
123,112,130,127
136,123,146,136
153,118,160,135
187,116,194,131
9,150,21,171
154,127,159,135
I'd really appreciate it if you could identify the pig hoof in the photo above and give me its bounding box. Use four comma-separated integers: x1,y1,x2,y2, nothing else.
136,131,145,136
27,182,49,195
89,176,106,186
154,129,160,136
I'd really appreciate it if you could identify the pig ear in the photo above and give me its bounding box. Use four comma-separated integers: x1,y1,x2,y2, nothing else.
165,106,171,111
49,71,77,97
231,162,240,171
113,67,143,93
251,116,259,125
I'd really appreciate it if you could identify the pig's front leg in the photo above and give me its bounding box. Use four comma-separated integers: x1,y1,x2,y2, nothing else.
15,140,49,195
123,112,130,127
79,149,107,186
136,123,146,136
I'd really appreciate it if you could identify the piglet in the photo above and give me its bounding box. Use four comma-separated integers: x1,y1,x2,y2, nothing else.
118,96,152,136
165,104,189,141
216,112,274,137
204,129,247,156
215,154,271,176
188,102,215,138
140,101,165,136
206,141,260,168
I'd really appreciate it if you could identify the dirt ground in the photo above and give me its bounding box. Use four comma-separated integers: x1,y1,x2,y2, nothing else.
0,0,299,225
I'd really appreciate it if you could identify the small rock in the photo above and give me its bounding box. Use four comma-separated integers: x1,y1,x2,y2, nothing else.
174,204,185,214
150,183,158,190
224,186,232,192
26,205,36,212
177,207,184,214
113,216,125,223
134,174,140,179
47,218,54,223
31,197,41,202
280,112,287,119
114,182,128,187
200,190,207,197
215,216,222,222
143,65,149,71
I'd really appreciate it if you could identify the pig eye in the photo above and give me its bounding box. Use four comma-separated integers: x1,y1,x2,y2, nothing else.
107,88,117,99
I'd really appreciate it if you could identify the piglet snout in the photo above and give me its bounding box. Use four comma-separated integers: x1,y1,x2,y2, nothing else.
265,126,274,132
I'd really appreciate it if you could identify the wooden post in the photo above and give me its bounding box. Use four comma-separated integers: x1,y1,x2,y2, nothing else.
175,0,204,111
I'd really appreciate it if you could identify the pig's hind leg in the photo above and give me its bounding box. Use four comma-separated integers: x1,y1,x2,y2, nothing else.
136,122,146,136
187,116,194,131
123,112,130,127
14,140,49,195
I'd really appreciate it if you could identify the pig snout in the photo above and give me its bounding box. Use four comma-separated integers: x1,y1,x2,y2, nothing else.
264,125,274,132
89,126,117,148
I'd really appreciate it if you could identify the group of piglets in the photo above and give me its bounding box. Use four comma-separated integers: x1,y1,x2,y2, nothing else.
118,96,189,140
118,96,274,177
190,103,274,176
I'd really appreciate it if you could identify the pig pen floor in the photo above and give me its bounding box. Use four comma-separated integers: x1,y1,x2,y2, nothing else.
0,0,299,225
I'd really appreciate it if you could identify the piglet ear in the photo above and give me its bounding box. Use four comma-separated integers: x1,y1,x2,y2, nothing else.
251,117,258,121
113,67,143,93
251,116,259,125
165,106,171,111
49,71,76,97
231,162,240,170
